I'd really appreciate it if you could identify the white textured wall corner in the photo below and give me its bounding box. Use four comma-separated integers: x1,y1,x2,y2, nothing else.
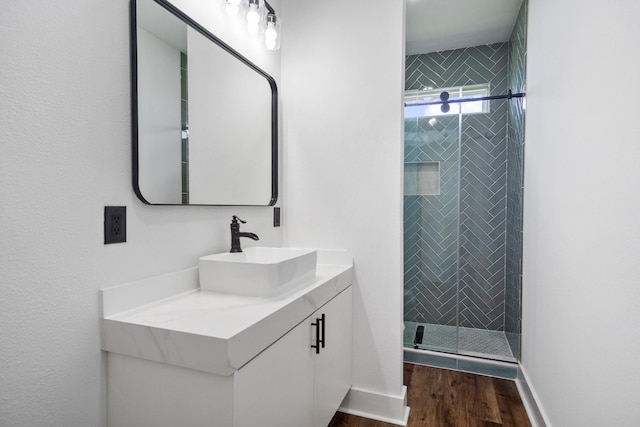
280,0,408,423
522,0,640,426
0,0,281,425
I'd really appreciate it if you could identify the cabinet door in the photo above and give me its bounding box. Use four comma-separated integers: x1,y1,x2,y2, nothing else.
313,287,353,427
235,320,314,427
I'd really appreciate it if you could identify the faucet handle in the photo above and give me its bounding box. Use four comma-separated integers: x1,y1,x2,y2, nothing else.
232,215,247,224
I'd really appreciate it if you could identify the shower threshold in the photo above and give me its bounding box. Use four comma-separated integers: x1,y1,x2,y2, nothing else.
403,321,516,363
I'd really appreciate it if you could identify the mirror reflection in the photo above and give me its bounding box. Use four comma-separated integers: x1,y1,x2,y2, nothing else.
132,0,277,206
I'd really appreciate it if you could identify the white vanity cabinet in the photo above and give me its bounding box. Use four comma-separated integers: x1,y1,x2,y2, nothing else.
102,251,353,427
107,287,352,427
313,285,353,426
235,286,352,427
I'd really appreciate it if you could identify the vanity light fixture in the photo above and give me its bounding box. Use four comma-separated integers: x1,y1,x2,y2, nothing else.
246,0,261,34
225,0,241,16
264,13,279,50
223,0,281,51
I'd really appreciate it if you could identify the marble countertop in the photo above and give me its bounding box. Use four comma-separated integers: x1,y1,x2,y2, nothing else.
100,250,353,376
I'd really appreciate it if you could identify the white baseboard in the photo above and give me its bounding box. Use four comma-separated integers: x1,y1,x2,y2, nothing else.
516,364,551,427
338,386,410,426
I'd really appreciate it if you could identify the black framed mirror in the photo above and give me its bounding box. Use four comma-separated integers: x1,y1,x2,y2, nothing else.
131,0,278,206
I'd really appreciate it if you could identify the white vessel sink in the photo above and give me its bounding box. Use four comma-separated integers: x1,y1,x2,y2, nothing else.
199,247,317,297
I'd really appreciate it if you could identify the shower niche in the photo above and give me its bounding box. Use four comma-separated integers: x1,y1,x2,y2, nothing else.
404,162,440,196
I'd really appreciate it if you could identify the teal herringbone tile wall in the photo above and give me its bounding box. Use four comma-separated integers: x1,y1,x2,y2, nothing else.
404,43,511,331
505,0,528,360
459,106,508,330
404,115,460,326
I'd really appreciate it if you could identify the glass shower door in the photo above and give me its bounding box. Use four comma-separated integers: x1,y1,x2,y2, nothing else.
403,111,461,355
403,92,521,363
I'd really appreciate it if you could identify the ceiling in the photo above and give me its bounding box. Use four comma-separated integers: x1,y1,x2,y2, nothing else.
406,0,523,55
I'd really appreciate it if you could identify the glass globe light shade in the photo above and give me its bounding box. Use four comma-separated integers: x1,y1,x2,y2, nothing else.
246,4,260,24
247,21,260,34
265,38,277,50
225,3,239,16
265,22,277,40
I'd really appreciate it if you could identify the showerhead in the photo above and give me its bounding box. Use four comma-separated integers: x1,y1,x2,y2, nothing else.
439,91,450,113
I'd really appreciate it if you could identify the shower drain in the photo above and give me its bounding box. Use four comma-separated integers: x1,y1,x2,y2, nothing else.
413,325,424,348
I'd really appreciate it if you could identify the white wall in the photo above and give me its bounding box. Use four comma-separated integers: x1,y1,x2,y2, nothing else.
188,27,273,205
137,28,183,203
280,0,407,422
0,0,280,425
522,1,640,426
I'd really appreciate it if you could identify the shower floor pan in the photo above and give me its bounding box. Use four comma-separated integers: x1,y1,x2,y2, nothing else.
404,321,515,363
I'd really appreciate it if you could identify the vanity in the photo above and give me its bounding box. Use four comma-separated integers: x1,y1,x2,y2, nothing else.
100,249,353,427
110,1,352,424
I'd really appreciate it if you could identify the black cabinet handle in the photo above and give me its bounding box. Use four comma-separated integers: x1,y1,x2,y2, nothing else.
311,314,326,354
320,313,325,349
311,317,321,354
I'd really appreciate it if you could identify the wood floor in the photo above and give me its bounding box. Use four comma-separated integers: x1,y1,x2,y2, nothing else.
329,363,531,427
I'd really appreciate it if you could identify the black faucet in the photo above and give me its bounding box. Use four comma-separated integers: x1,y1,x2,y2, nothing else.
230,215,259,253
